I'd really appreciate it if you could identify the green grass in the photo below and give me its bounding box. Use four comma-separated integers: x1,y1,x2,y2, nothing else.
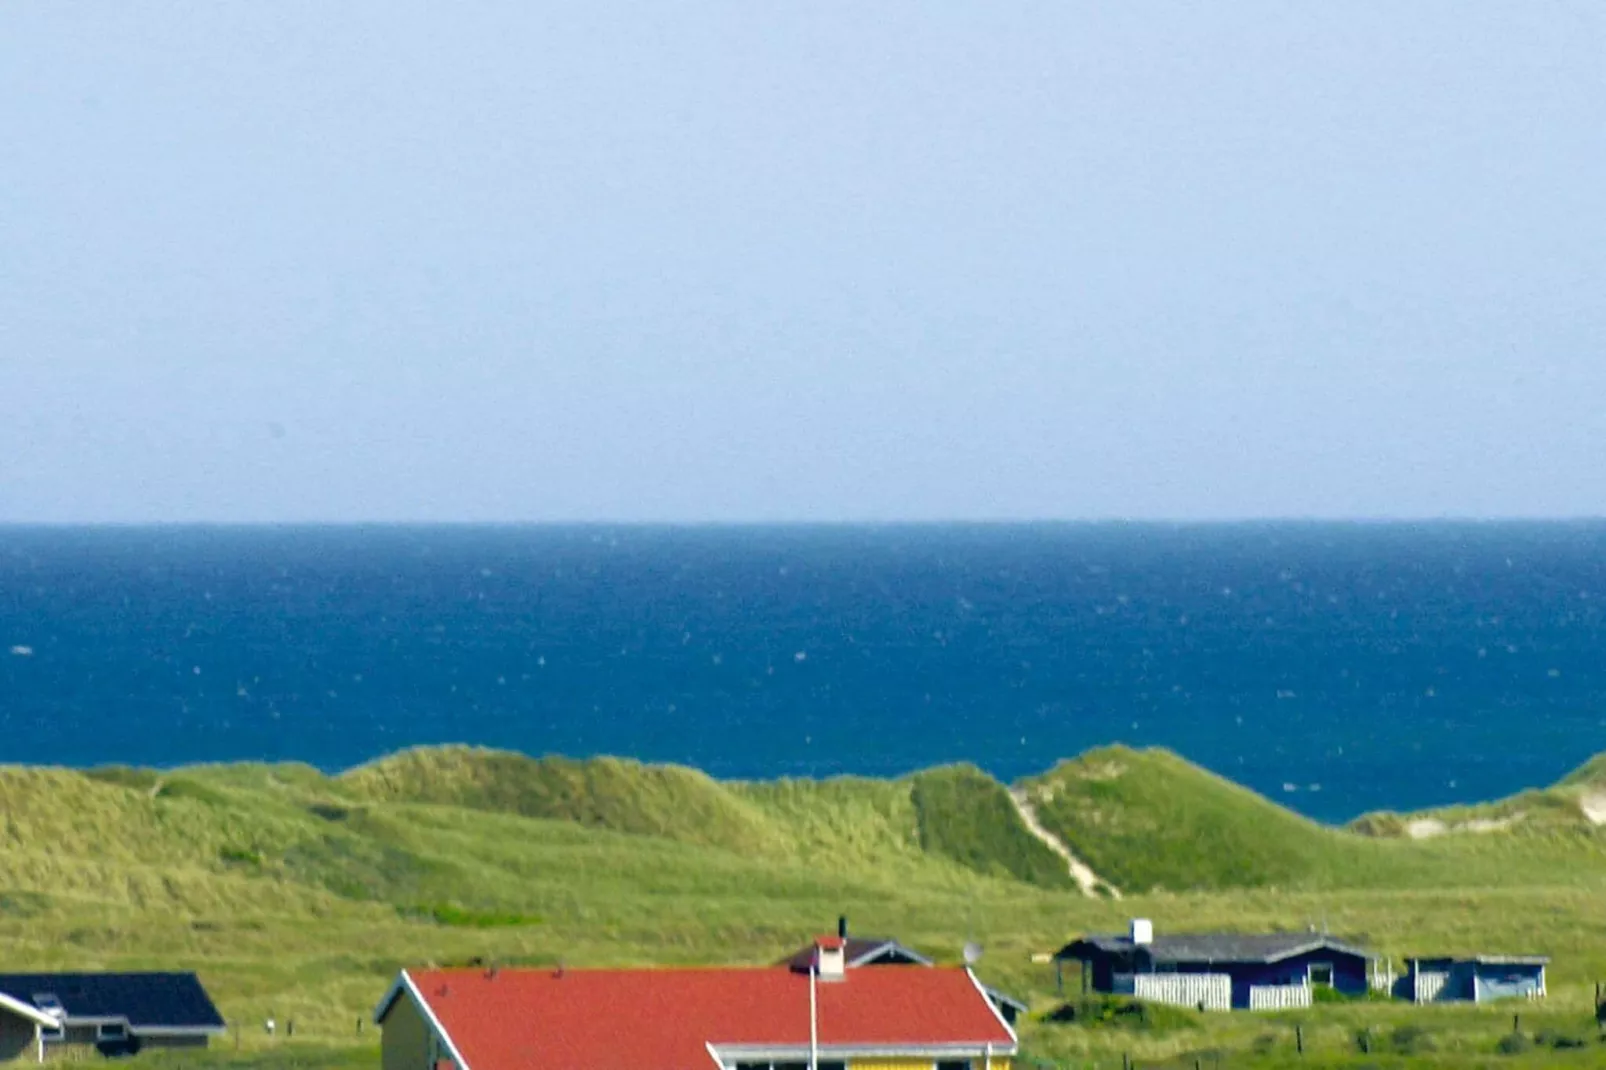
6,744,1606,1070
1019,746,1606,894
341,747,781,853
910,764,1076,889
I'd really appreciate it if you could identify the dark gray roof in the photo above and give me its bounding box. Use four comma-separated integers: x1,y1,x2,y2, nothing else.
1408,955,1549,967
1059,932,1371,965
775,938,1023,1013
778,938,934,970
0,973,224,1031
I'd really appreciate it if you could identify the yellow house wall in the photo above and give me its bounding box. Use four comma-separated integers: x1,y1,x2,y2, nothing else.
379,991,433,1070
851,1058,1012,1070
852,1060,935,1070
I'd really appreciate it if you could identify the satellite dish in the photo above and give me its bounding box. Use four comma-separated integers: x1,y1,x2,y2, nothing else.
962,941,983,965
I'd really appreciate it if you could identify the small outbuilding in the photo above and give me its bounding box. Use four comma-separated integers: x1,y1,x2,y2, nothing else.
1405,956,1548,1004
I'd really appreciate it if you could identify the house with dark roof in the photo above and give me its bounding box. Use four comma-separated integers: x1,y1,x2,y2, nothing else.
374,936,1017,1070
776,918,1028,1025
0,973,225,1062
1057,920,1373,1011
1404,956,1548,1004
0,993,58,1064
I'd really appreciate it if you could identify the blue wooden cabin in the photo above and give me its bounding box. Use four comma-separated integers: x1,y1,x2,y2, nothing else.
1057,921,1372,1011
1405,956,1548,1003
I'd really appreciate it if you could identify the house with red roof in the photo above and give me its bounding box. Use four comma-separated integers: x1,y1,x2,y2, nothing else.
373,937,1018,1070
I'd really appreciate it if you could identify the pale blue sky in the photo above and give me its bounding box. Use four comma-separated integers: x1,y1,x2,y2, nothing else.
3,3,1603,522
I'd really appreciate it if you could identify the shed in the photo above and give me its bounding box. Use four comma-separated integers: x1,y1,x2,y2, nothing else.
1406,956,1548,1003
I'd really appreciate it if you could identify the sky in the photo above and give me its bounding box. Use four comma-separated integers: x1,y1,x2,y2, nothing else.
2,3,1604,523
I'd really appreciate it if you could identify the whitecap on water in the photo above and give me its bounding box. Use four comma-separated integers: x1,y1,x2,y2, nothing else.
8,645,33,657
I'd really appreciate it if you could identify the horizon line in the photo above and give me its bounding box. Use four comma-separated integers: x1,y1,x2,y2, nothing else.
5,515,1606,529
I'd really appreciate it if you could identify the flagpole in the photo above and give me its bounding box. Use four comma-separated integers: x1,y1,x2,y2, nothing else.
809,961,819,1070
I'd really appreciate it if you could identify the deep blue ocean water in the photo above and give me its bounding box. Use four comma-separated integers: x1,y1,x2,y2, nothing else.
3,523,1605,823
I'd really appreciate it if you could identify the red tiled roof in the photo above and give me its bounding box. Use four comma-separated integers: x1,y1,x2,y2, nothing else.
402,966,1014,1070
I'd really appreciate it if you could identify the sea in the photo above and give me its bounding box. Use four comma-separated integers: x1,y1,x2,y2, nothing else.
2,522,1604,824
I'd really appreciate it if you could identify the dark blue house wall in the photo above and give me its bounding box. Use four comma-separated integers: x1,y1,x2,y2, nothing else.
1223,950,1369,1009
1074,946,1370,1009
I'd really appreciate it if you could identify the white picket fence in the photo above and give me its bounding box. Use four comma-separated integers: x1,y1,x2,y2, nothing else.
1413,970,1450,1003
1248,983,1313,1011
1131,973,1232,1011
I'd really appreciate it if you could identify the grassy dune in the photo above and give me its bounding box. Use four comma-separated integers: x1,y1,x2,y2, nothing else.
4,745,1606,1069
1020,746,1606,894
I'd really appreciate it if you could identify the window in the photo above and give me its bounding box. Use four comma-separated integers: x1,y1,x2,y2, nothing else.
98,1023,128,1041
937,1061,974,1070
818,1061,846,1070
1309,963,1334,987
33,995,64,1042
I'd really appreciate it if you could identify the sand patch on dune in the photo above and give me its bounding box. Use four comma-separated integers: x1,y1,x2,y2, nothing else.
1579,793,1606,825
1407,814,1520,839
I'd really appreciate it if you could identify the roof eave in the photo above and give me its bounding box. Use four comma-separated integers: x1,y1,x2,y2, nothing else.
847,940,936,968
0,992,61,1030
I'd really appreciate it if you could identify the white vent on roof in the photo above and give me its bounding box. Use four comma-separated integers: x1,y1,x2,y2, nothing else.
1130,919,1154,945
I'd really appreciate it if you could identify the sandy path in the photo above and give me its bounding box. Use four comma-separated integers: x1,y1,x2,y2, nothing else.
1008,788,1121,899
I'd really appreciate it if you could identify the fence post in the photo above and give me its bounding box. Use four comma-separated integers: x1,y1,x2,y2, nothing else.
1295,1024,1304,1054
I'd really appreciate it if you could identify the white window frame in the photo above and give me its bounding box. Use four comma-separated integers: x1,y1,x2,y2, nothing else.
97,1022,129,1041
1308,962,1335,987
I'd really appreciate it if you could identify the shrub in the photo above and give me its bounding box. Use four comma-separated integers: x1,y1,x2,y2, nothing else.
399,903,543,928
1534,1029,1588,1050
1043,996,1198,1033
219,846,264,866
1389,1024,1435,1054
1495,1032,1533,1055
